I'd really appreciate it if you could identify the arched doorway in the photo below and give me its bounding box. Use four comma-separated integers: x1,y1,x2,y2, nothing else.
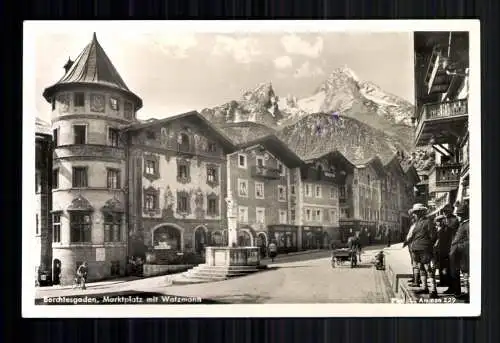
52,259,61,285
152,224,183,251
193,225,208,254
237,229,254,247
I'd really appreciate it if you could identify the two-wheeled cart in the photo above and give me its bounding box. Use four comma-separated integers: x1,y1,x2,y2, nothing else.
331,248,358,268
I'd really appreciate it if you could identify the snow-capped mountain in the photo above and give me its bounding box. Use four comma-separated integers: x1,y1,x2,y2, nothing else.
201,66,418,163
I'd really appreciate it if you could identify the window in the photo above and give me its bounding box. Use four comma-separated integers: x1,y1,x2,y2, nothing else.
72,167,88,188
74,92,85,107
315,185,322,198
52,213,61,243
315,209,322,222
305,184,312,197
107,169,121,189
256,207,265,224
124,102,133,119
340,185,346,198
290,209,296,222
277,161,285,175
52,168,59,189
146,131,156,140
51,98,56,111
145,160,157,175
177,193,189,213
70,213,91,243
291,185,296,195
329,187,336,199
255,182,264,199
207,197,218,216
279,210,287,224
207,166,218,184
178,133,190,151
238,206,248,223
367,174,371,185
36,214,39,234
238,154,247,168
329,209,337,224
73,125,87,144
53,128,58,147
305,209,312,221
256,156,264,167
145,193,157,210
238,179,248,197
177,164,189,179
278,185,286,201
104,213,122,242
207,142,217,153
108,128,120,146
109,97,119,111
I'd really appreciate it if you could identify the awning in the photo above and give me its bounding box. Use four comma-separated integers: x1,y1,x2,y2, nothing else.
427,192,450,217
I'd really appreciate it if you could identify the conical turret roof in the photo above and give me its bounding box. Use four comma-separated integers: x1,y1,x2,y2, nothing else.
43,33,142,109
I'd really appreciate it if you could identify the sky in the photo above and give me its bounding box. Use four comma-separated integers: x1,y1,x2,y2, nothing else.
32,25,414,122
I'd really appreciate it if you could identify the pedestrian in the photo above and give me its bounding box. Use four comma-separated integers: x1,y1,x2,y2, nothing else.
403,213,418,286
347,231,362,263
446,203,470,301
436,204,460,287
268,240,277,262
75,261,89,290
385,226,392,247
406,203,438,298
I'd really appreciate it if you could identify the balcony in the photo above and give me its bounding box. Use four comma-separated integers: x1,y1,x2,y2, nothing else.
428,163,462,193
251,165,281,179
425,48,454,95
415,99,468,147
300,166,337,183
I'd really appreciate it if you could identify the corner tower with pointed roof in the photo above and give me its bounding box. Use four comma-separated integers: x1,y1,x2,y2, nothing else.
43,33,143,284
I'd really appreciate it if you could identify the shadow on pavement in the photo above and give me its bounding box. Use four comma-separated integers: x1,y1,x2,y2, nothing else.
271,265,316,269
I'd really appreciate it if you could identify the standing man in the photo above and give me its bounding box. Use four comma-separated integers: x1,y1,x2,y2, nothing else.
446,203,470,301
404,212,418,286
407,203,438,298
268,240,278,262
436,204,460,287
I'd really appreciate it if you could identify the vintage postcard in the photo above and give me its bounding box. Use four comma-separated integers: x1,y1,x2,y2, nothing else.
23,20,481,317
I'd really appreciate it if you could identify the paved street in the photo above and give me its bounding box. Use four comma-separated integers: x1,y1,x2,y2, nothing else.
36,248,394,304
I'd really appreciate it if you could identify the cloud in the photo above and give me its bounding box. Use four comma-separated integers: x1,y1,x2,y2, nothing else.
293,61,324,79
211,35,262,63
273,55,293,69
150,33,198,58
281,35,324,58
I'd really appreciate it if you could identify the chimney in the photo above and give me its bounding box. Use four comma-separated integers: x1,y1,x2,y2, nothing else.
63,57,74,74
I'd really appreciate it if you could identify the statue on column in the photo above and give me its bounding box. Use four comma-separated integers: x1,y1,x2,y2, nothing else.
225,195,238,247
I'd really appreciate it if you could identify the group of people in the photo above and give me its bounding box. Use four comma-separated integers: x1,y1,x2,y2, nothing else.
404,202,469,300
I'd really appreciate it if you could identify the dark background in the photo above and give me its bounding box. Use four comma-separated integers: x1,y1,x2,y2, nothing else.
3,0,498,342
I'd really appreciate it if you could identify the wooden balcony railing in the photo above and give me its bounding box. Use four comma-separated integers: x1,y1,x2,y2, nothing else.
430,163,462,191
415,99,468,140
251,165,281,179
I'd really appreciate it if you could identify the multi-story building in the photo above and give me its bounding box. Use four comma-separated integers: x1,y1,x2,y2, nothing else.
42,33,144,284
300,151,355,245
226,134,303,253
413,31,469,216
35,118,53,281
38,33,423,284
123,112,236,262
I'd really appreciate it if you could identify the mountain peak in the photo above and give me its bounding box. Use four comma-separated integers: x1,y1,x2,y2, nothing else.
329,65,360,82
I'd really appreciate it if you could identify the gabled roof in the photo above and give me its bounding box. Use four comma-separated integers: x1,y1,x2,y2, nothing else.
384,154,406,176
303,150,355,171
43,33,142,109
123,111,236,153
404,164,421,184
355,155,386,178
236,134,303,168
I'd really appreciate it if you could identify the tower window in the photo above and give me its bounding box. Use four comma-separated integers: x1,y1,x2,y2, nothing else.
109,97,119,111
108,128,120,147
74,92,85,107
52,168,59,189
72,167,88,188
106,169,121,189
73,125,87,145
53,128,59,147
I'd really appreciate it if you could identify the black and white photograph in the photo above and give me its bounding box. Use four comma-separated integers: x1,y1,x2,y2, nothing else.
23,20,480,317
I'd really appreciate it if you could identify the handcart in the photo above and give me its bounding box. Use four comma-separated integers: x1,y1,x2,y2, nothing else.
331,248,358,268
